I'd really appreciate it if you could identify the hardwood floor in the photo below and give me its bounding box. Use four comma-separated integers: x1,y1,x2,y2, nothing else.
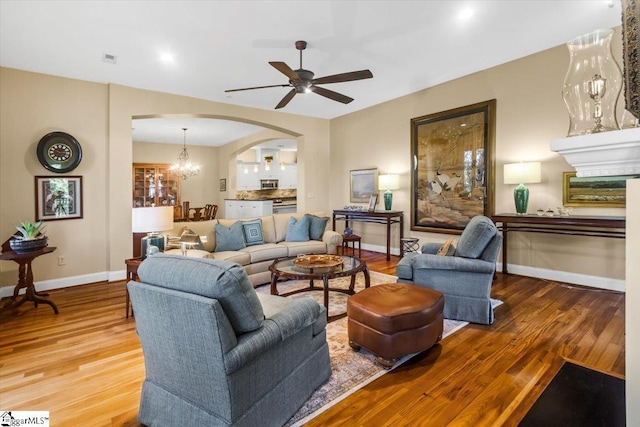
0,251,625,426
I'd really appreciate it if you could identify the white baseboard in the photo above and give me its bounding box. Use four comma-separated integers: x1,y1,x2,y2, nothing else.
361,243,401,256
497,263,625,292
0,270,124,298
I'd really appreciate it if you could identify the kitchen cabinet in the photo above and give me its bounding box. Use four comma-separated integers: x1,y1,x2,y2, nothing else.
225,200,273,219
133,163,180,208
237,163,260,190
279,164,297,189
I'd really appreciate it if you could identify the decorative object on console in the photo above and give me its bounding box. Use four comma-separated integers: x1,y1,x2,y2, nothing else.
35,176,83,221
132,206,174,259
378,174,400,211
169,128,200,180
367,194,378,212
503,162,541,215
562,29,623,136
36,131,82,173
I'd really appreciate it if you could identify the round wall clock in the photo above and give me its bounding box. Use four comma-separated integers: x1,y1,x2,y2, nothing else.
37,131,82,173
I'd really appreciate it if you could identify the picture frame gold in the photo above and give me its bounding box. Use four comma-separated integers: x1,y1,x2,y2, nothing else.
410,100,496,234
562,171,639,207
35,176,83,221
621,0,639,119
350,168,378,203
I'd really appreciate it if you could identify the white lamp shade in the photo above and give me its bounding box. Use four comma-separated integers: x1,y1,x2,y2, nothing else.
503,162,542,184
378,174,400,191
132,206,174,233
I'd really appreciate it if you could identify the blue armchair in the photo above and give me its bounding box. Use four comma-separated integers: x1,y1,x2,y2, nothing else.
396,216,502,325
128,254,331,426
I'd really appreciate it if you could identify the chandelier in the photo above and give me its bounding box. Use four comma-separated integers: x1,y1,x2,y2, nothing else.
170,127,200,180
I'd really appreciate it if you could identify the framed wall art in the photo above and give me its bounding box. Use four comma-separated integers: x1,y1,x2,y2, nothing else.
621,0,639,119
350,168,378,203
410,99,496,234
220,178,227,192
35,176,83,221
563,172,639,207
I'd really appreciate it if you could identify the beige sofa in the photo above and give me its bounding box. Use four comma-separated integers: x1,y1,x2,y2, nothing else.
164,211,342,286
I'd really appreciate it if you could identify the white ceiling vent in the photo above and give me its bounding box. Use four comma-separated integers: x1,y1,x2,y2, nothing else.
102,53,117,64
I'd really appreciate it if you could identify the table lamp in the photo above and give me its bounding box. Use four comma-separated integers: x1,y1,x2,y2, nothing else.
378,174,400,211
132,206,174,258
503,162,541,215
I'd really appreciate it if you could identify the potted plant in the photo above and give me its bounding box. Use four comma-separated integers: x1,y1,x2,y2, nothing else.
9,220,48,253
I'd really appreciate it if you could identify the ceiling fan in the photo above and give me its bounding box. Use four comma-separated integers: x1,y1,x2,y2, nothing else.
225,40,373,109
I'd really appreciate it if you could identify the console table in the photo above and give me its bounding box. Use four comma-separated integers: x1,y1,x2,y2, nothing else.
333,210,404,261
0,245,58,314
492,213,625,274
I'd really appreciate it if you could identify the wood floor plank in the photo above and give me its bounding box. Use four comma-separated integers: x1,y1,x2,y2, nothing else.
0,250,625,426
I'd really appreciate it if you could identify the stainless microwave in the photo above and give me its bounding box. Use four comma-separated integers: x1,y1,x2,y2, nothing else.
261,180,278,190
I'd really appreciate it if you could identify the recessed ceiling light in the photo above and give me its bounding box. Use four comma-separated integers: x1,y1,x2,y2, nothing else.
458,8,473,21
160,53,174,63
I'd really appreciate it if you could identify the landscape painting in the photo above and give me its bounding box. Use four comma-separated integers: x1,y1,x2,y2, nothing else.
410,100,496,233
563,172,638,207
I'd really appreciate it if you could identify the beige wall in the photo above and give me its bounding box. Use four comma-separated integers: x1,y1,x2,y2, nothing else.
330,28,627,284
132,141,220,207
0,68,109,285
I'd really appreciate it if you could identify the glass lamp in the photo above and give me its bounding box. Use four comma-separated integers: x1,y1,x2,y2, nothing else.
378,174,400,211
503,162,541,215
132,206,174,258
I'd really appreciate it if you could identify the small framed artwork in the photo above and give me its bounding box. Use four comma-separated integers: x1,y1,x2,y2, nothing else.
35,176,83,221
350,168,378,203
367,194,378,212
563,172,639,207
219,178,227,192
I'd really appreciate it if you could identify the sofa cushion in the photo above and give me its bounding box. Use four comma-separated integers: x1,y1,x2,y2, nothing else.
306,214,329,241
215,221,247,252
455,216,497,259
206,251,251,266
437,237,456,256
278,240,327,257
240,243,288,263
242,219,264,246
285,215,310,242
136,254,264,333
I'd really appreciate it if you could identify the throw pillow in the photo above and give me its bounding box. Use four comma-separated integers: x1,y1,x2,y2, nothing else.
305,214,329,241
242,219,264,246
215,222,247,252
437,237,456,256
180,227,205,250
285,215,310,242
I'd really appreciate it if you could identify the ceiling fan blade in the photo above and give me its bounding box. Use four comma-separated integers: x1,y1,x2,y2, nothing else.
225,83,290,93
275,89,297,109
269,61,301,82
309,86,354,104
312,69,373,85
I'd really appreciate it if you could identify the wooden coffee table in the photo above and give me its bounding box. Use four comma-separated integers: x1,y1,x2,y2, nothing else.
269,255,370,322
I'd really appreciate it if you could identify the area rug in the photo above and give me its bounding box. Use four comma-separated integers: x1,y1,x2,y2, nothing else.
255,272,502,426
519,362,625,427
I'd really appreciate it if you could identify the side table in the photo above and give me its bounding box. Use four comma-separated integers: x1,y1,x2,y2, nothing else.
0,246,58,314
342,234,362,258
125,257,143,318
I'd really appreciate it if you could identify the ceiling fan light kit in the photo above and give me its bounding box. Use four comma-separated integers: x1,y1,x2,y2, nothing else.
225,40,373,109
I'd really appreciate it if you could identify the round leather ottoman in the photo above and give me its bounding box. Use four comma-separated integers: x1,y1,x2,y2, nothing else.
347,283,444,369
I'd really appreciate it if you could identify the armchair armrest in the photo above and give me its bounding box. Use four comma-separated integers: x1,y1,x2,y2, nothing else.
224,295,324,374
396,251,420,280
412,253,496,274
421,243,442,255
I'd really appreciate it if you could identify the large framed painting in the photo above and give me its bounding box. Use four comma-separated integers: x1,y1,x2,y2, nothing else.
563,172,639,207
350,168,378,203
35,176,83,221
410,100,496,234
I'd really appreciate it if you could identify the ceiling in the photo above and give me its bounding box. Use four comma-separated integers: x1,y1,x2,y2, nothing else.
0,1,623,146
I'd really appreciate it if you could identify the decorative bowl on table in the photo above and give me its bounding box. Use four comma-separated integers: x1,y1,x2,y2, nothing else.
293,254,344,272
9,236,48,253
